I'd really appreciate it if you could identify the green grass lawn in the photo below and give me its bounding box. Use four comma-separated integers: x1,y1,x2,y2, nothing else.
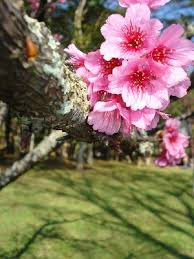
0,161,193,259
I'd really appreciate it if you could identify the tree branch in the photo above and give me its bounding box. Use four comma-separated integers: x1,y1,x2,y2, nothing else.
176,110,194,121
0,0,109,143
0,130,67,190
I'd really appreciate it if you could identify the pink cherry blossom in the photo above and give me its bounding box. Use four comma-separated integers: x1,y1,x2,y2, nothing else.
64,45,109,105
108,58,189,111
88,96,131,135
84,50,122,92
130,108,159,130
64,44,91,83
65,44,86,69
119,0,171,9
27,0,67,16
87,86,107,107
100,4,163,60
108,59,172,110
148,24,194,67
168,79,190,98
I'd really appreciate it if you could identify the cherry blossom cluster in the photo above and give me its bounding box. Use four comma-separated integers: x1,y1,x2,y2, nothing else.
65,0,194,136
155,119,189,167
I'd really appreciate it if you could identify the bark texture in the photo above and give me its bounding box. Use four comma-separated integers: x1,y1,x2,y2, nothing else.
0,0,108,142
0,130,66,190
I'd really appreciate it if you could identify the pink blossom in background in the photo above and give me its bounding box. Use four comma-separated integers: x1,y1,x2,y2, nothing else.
155,119,189,167
155,149,181,167
27,0,66,16
100,4,163,60
119,0,171,9
27,0,39,14
163,131,189,159
165,118,180,133
53,33,64,42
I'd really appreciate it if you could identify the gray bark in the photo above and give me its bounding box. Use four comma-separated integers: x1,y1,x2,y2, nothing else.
0,130,66,190
0,101,7,127
0,0,109,143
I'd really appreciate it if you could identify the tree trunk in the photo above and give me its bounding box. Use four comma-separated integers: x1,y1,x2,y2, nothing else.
0,101,7,127
29,133,35,152
0,0,109,143
74,0,87,47
5,108,14,153
0,130,66,190
76,142,87,170
60,142,69,164
87,143,94,166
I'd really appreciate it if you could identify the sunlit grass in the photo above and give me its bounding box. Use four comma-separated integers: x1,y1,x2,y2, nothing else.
0,161,193,259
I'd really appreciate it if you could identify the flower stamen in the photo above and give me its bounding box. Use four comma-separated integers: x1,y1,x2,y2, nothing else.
151,45,173,63
129,69,154,88
121,24,146,52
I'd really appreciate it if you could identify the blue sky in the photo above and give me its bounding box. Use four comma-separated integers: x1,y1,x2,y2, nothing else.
153,0,194,22
104,0,194,22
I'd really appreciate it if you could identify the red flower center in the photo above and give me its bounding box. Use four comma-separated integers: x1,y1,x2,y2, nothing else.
151,45,172,63
102,58,122,74
169,134,177,143
129,69,154,88
122,25,146,51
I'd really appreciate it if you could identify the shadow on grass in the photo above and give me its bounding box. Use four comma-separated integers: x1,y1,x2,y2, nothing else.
1,164,193,258
1,214,112,259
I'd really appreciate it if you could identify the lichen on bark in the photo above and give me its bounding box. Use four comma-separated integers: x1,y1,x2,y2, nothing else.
24,15,89,117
